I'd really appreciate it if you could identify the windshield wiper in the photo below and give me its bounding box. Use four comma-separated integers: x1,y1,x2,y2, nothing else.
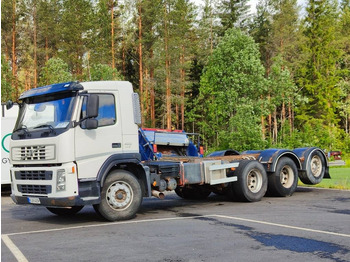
13,125,30,137
14,125,28,133
34,124,54,130
34,124,55,134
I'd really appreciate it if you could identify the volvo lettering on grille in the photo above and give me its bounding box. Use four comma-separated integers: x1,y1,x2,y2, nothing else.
12,145,55,161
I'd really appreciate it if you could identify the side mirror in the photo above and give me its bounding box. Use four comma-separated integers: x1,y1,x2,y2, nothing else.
86,94,99,118
6,100,14,110
85,119,98,130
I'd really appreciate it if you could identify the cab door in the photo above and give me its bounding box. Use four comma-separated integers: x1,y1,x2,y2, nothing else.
74,92,123,179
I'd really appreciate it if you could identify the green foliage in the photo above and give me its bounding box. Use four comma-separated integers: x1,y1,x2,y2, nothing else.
59,0,94,78
196,28,267,151
298,0,342,126
40,58,72,85
88,64,123,81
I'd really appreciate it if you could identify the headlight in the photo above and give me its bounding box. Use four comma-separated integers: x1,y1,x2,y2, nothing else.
57,169,66,191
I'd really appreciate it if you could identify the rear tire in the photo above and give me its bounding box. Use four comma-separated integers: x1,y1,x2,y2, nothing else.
46,206,83,216
227,160,267,202
267,157,298,197
93,170,142,221
299,150,325,185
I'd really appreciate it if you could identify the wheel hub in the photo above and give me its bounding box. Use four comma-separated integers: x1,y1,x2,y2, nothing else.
280,165,294,188
247,169,263,193
106,182,133,210
310,155,322,177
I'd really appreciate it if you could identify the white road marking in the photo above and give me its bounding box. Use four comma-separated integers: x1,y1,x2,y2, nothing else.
4,214,350,238
215,214,350,238
4,215,212,237
2,213,349,261
1,235,28,262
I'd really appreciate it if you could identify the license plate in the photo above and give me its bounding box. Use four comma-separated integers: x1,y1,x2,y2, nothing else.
27,197,40,204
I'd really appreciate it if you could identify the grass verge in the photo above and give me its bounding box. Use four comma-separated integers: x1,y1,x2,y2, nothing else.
299,167,350,190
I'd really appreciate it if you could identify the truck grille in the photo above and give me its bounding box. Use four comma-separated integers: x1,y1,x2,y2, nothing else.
12,145,55,161
17,185,52,194
15,171,53,180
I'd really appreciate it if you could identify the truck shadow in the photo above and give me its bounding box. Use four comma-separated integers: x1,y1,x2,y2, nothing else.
7,193,229,226
8,187,318,226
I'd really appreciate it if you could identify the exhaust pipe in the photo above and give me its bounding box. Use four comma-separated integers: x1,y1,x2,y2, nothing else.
152,190,165,200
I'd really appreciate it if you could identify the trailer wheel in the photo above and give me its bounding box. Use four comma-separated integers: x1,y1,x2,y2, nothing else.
299,150,325,185
175,186,211,200
46,206,83,216
227,160,267,202
267,157,298,197
93,170,142,221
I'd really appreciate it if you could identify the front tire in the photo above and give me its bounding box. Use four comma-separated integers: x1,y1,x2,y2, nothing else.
227,160,267,202
94,170,142,221
267,157,298,197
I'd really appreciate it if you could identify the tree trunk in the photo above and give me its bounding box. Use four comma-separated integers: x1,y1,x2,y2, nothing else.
261,115,266,140
12,0,18,99
164,3,171,129
145,67,150,124
122,35,126,76
33,4,38,88
180,46,185,130
45,35,49,63
288,98,292,135
273,108,278,144
176,103,179,129
150,49,155,127
111,0,115,70
138,1,144,126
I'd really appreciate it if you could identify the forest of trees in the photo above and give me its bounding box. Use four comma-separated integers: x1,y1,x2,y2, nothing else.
1,0,350,153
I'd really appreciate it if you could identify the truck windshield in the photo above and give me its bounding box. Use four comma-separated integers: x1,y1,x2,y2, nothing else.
14,93,76,133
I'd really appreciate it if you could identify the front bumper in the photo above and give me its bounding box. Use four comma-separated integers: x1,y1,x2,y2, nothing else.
11,193,100,207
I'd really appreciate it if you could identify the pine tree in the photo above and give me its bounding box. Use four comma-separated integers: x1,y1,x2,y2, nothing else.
299,0,341,125
338,0,350,134
217,0,251,35
60,0,94,79
296,0,343,149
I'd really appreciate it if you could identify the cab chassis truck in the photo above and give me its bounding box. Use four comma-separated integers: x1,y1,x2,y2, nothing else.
7,81,330,221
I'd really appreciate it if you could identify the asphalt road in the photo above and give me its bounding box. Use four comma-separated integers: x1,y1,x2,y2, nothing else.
1,187,350,262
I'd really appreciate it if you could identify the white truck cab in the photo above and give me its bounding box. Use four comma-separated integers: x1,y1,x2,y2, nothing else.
9,81,147,220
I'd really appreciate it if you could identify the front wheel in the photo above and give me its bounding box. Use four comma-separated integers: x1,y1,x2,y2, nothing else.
94,170,142,221
227,160,267,202
46,206,84,216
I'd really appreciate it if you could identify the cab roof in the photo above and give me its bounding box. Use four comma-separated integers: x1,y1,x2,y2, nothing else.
19,82,83,99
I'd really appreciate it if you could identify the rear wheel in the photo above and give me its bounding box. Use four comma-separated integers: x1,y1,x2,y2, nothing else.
93,170,142,221
299,150,325,185
267,157,298,197
175,186,211,200
227,160,267,202
46,206,83,216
